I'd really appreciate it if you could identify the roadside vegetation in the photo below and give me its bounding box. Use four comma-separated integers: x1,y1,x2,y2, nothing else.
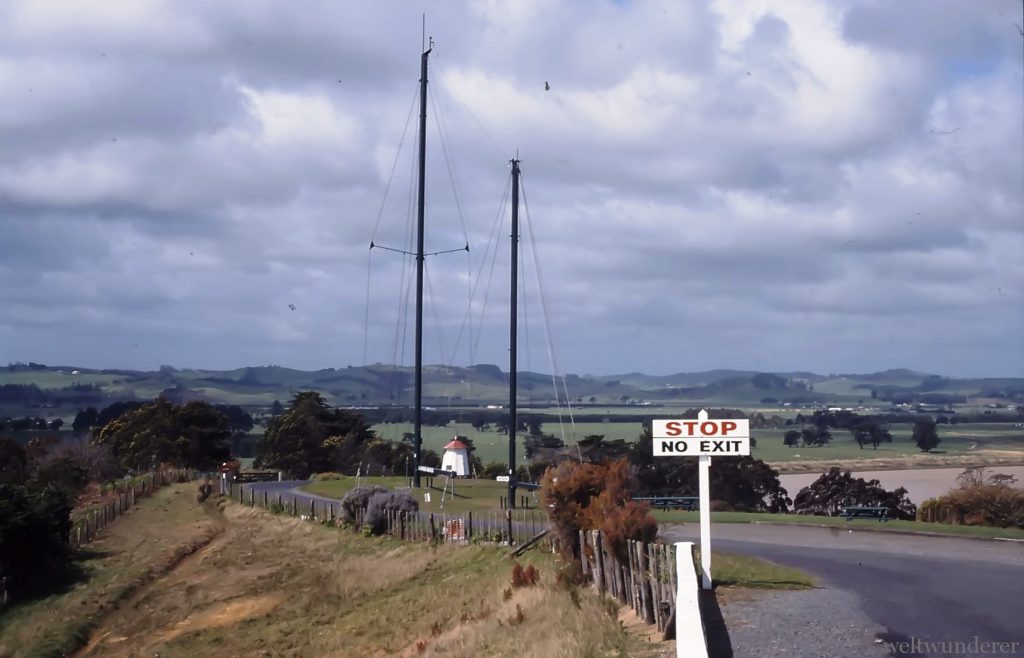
0,483,218,658
653,510,1024,540
918,467,1024,529
3,483,651,657
0,399,236,609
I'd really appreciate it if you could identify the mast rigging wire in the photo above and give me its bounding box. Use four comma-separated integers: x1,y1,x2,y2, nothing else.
520,175,577,444
364,85,420,366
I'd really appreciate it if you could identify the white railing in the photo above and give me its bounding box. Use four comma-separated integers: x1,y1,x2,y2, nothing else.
674,541,708,658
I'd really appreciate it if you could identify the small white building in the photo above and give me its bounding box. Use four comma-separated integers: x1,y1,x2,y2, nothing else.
440,438,471,477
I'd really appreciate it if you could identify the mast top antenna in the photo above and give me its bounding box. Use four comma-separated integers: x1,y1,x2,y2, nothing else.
421,15,433,53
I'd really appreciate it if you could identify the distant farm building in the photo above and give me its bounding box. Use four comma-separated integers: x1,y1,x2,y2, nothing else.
441,439,470,477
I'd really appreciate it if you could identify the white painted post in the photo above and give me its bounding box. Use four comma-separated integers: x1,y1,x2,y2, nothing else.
698,455,712,590
674,541,709,658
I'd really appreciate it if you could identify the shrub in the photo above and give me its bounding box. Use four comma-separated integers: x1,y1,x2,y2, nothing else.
29,457,90,500
541,458,657,561
920,473,1024,528
481,461,508,479
311,472,345,481
793,467,916,520
589,495,658,564
364,490,419,535
339,484,388,524
197,480,214,503
0,484,73,598
511,562,540,588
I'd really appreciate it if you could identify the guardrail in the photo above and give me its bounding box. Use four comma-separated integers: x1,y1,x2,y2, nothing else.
674,541,709,658
575,532,710,655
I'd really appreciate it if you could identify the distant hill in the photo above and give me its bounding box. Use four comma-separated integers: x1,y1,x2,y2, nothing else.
1,362,1021,411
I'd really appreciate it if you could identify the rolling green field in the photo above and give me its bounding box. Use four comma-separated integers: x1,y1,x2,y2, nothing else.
371,420,1024,467
0,370,124,389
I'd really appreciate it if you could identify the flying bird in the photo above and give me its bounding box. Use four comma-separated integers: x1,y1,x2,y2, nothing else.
288,304,296,311
544,81,550,91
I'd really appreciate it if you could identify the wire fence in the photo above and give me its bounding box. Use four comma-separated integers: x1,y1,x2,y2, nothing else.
229,481,551,547
0,468,196,610
68,468,195,550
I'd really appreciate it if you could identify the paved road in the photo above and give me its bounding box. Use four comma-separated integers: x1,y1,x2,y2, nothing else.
663,523,1024,656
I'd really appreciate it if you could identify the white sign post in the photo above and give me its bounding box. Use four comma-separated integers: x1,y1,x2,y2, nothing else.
653,409,750,590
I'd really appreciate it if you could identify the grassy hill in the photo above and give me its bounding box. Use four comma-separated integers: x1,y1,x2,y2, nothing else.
4,362,1022,412
0,483,655,657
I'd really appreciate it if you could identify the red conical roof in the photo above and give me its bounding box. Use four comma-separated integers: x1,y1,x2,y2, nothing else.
443,439,469,450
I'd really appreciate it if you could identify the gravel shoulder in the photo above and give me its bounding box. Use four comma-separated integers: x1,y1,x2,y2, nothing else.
711,587,891,658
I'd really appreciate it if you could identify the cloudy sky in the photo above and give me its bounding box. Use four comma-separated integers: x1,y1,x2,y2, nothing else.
1,0,1021,378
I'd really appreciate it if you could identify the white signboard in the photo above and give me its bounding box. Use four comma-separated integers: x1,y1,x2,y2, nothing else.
652,409,751,592
652,416,750,456
495,475,510,482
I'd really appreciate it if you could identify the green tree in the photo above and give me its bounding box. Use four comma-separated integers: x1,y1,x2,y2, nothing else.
912,418,941,452
630,427,789,512
0,484,74,598
30,457,89,499
92,398,231,472
0,437,29,485
783,430,801,448
793,467,916,519
801,426,832,447
254,391,374,478
72,407,99,433
849,418,891,450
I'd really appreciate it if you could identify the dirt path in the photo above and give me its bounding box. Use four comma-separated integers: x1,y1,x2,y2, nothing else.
73,499,227,657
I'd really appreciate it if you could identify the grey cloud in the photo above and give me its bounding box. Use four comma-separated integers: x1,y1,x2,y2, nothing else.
0,0,1020,377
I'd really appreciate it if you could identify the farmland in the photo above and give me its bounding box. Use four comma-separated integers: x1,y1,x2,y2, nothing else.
371,419,1024,471
4,362,1023,474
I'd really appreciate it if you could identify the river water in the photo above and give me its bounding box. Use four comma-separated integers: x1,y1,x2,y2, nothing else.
779,465,1024,504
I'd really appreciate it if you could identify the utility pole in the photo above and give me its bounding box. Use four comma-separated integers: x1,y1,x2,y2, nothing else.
413,43,431,489
508,158,520,509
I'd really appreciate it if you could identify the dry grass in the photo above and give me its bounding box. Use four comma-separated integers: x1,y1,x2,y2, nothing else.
15,492,648,657
0,484,220,658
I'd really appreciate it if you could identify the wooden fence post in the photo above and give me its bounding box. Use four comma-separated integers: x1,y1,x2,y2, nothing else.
593,530,606,595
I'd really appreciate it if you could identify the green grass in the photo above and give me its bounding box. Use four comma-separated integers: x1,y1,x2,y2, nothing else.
303,476,546,517
653,509,1024,540
753,426,1024,463
701,551,815,589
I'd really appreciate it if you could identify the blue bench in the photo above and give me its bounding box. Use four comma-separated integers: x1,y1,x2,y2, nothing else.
842,506,889,522
635,496,700,511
